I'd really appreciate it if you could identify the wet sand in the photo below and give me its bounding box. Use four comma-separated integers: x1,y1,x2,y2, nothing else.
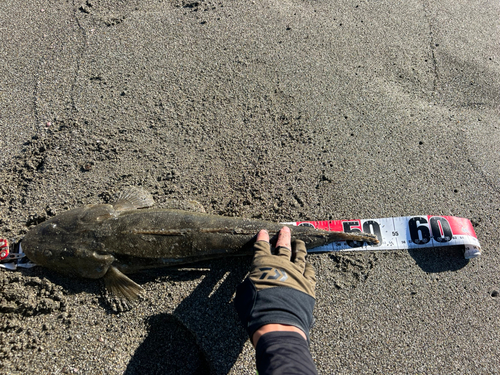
1,0,499,373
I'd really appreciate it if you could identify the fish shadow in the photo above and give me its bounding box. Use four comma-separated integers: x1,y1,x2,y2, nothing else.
408,245,469,273
125,257,251,375
15,266,104,298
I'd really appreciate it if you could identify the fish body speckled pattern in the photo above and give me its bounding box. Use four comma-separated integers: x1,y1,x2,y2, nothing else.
22,187,378,301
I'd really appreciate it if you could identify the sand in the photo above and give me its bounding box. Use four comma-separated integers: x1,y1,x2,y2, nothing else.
1,0,499,373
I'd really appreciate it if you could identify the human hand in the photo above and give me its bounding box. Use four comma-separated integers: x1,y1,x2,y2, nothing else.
234,226,316,346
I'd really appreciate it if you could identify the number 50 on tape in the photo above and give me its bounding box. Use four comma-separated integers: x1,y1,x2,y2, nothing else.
284,215,481,259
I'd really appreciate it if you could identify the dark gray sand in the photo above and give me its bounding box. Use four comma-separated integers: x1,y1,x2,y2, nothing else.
1,0,499,374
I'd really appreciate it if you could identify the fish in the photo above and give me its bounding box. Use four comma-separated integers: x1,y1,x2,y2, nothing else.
22,187,379,302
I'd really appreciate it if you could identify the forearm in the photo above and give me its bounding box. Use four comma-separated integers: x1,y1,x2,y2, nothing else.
255,331,318,375
252,324,307,347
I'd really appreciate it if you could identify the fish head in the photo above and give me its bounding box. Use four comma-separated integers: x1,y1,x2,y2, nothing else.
22,205,117,279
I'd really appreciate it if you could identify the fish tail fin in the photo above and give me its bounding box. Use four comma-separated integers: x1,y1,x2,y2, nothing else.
112,186,155,211
104,266,144,301
332,231,380,245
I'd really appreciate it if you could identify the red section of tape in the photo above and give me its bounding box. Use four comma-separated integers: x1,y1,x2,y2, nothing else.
0,238,9,260
296,220,344,231
427,215,477,237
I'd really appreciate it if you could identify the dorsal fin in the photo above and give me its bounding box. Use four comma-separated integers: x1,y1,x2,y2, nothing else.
112,186,155,211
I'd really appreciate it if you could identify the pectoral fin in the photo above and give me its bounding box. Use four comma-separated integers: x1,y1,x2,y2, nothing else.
112,186,155,211
103,266,144,301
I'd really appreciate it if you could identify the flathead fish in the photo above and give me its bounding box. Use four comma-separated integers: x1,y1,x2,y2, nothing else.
22,187,379,301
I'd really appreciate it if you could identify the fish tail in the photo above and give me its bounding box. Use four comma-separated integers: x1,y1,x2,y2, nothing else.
329,230,379,245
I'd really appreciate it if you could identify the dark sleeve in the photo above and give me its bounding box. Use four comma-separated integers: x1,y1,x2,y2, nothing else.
255,331,318,375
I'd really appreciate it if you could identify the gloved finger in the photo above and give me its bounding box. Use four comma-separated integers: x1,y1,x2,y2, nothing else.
275,226,292,250
253,240,271,260
253,230,271,259
292,240,307,272
276,246,292,259
303,262,316,289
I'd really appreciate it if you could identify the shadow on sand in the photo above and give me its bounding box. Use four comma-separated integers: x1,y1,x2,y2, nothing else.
408,245,469,273
124,257,251,375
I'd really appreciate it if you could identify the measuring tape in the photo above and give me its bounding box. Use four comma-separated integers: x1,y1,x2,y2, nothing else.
0,238,8,260
0,240,36,270
284,215,481,259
